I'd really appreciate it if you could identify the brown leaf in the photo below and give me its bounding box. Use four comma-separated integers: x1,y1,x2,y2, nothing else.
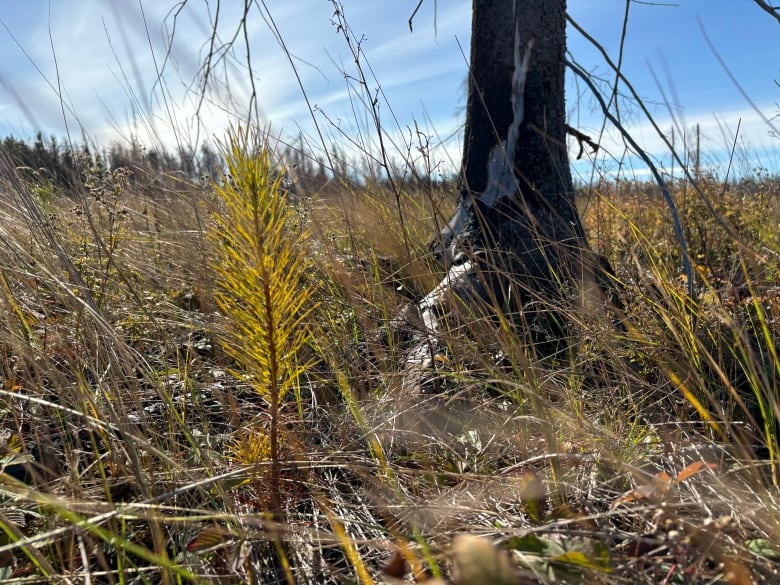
722,556,755,585
674,460,717,483
185,525,231,553
383,539,433,582
381,549,409,579
4,377,24,392
610,484,658,510
610,469,681,510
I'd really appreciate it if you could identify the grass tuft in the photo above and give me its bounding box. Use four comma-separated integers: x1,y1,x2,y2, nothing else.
0,103,779,584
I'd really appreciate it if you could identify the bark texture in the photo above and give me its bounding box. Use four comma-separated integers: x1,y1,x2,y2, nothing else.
404,0,608,386
456,0,587,292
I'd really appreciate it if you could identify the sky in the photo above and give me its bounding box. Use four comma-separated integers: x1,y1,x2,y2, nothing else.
0,1,777,181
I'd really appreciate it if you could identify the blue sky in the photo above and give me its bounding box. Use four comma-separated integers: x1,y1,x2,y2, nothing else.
0,1,777,180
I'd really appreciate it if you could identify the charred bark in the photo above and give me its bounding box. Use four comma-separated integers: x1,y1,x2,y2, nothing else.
447,0,586,289
404,0,612,385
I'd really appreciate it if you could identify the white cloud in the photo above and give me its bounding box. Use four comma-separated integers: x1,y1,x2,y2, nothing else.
569,103,779,180
0,0,776,183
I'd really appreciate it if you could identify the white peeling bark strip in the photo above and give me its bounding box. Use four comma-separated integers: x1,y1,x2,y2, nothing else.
434,16,534,271
409,2,534,374
418,259,475,332
407,259,476,368
480,31,534,209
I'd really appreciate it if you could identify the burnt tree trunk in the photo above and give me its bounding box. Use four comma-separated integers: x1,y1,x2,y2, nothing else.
455,0,587,291
404,0,609,383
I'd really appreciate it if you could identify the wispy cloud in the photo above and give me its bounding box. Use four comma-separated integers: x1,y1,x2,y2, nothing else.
0,0,776,180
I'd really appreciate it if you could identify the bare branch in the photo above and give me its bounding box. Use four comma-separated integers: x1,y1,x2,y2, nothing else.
567,58,695,302
567,13,766,290
751,0,780,25
408,0,437,34
565,125,599,159
408,0,424,32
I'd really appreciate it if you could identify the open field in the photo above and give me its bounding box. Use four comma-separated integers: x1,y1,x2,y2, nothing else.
0,131,779,584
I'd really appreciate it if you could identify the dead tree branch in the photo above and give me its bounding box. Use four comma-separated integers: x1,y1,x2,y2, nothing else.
752,0,780,25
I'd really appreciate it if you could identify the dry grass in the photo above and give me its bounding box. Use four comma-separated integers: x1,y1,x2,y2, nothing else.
0,142,778,584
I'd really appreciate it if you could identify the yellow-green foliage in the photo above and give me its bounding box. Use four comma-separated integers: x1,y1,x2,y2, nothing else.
210,126,317,401
209,127,317,505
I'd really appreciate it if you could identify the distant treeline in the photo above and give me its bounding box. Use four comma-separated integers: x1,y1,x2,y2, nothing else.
0,132,458,198
0,132,225,190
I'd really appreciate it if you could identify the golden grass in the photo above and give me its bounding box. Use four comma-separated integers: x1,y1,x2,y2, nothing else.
0,144,778,583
